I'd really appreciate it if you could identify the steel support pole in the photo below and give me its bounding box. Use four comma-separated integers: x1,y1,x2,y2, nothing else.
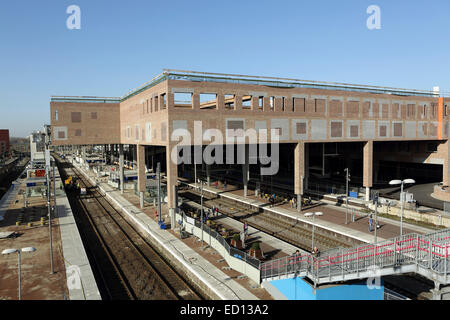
194,164,197,190
357,247,359,277
201,181,204,249
47,165,54,275
345,168,349,225
50,163,55,274
429,240,433,270
400,182,404,238
374,197,378,244
445,245,448,283
157,163,162,224
18,251,21,300
311,215,315,252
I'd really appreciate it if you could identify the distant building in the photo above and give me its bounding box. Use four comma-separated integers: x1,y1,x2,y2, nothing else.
28,131,46,166
0,129,10,159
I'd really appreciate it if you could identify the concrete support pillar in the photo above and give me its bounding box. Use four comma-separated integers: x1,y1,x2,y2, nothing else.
294,142,306,211
243,144,249,197
363,140,373,202
304,143,309,191
109,144,114,163
119,144,124,194
137,144,146,209
206,165,210,186
443,140,450,186
432,282,442,300
166,144,178,228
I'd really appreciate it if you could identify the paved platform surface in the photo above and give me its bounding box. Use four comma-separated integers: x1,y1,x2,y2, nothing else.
74,160,263,300
183,181,435,245
54,166,101,300
0,167,68,299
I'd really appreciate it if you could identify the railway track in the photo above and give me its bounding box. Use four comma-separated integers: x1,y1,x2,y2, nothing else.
179,186,435,300
57,158,203,300
179,187,354,253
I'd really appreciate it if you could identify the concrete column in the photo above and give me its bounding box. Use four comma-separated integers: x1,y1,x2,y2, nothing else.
432,282,442,300
443,140,450,186
137,144,146,209
363,140,373,202
110,144,114,164
294,142,306,211
206,165,210,186
304,143,309,190
243,144,249,197
119,144,124,194
192,93,200,110
217,93,225,111
166,144,178,228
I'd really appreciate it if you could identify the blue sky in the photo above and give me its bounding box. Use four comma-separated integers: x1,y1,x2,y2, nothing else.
0,0,449,137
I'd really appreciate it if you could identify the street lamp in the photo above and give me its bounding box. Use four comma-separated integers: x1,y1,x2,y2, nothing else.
344,168,350,224
200,179,204,249
2,247,37,300
304,212,323,252
389,178,415,237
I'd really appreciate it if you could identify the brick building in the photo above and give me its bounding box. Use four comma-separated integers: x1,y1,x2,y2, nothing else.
50,69,450,215
0,129,10,159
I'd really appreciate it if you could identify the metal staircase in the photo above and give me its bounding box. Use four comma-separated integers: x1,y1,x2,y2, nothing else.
261,228,450,286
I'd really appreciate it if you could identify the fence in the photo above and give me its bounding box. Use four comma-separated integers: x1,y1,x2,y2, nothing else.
175,211,261,283
261,228,450,286
307,182,365,199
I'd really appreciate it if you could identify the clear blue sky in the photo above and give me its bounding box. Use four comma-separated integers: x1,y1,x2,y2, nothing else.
1,0,449,137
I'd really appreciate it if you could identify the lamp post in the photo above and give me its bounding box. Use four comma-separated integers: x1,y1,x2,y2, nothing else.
344,168,350,224
2,247,37,300
304,212,323,252
389,178,415,237
200,179,204,249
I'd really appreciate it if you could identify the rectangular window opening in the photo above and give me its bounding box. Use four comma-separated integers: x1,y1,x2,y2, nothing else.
161,94,167,109
224,94,235,109
174,92,193,108
242,95,251,109
200,93,217,109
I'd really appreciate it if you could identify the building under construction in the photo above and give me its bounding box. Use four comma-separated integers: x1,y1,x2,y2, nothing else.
49,69,450,222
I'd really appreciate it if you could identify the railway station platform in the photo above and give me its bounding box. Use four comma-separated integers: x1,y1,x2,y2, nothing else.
54,165,101,300
72,160,266,300
0,162,100,300
181,180,434,245
180,197,308,257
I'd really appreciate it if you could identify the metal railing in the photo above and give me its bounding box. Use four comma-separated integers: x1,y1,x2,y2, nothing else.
177,211,261,269
261,228,450,285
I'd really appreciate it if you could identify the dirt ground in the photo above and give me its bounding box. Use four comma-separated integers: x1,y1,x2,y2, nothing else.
0,182,68,300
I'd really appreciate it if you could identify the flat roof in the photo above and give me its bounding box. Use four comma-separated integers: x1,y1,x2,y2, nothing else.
50,69,450,104
128,69,448,100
